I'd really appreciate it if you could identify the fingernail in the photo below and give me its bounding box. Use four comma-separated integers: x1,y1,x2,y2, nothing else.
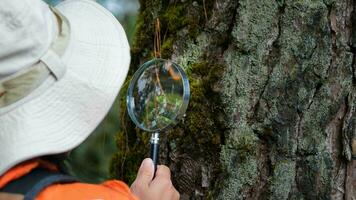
141,158,154,170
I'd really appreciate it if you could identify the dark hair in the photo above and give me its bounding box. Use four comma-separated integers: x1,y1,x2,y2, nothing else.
42,153,73,175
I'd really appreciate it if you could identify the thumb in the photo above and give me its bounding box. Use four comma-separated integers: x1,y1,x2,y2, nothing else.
134,158,154,186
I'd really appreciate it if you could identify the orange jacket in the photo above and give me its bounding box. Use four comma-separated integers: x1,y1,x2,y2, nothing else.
0,159,138,200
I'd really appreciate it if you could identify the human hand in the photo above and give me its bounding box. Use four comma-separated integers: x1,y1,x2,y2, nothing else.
130,158,180,200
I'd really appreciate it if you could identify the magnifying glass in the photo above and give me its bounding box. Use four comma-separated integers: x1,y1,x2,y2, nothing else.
127,58,190,173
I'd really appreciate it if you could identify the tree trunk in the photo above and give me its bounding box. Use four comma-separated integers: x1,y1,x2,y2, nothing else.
111,0,356,199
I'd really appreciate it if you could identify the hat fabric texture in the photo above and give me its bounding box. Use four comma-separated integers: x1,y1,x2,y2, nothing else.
0,0,130,175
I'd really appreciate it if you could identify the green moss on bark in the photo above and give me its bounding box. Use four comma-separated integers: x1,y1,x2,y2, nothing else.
112,0,354,198
179,61,226,145
109,79,150,184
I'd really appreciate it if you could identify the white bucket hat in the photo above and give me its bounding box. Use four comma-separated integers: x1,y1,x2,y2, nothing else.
0,0,130,175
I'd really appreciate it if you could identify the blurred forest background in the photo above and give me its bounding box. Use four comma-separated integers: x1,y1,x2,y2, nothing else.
45,0,139,183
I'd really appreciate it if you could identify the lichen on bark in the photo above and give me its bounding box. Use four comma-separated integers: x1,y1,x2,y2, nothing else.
111,0,356,199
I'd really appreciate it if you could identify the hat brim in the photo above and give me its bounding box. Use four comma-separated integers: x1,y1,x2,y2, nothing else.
0,0,130,175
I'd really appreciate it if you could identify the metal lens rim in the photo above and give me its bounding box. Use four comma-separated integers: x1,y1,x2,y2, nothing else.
126,58,190,132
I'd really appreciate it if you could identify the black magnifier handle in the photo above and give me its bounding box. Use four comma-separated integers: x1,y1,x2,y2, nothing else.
150,132,160,176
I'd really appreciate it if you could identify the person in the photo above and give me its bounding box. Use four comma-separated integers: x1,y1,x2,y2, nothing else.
0,0,180,199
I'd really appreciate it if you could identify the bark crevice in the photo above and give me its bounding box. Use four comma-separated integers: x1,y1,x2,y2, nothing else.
112,0,356,199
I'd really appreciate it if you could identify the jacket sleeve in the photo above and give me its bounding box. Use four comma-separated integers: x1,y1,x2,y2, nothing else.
36,180,139,200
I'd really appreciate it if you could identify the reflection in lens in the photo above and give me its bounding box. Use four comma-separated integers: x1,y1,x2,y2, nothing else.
128,59,188,131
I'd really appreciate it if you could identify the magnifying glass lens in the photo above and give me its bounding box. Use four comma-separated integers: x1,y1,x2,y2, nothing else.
128,59,188,132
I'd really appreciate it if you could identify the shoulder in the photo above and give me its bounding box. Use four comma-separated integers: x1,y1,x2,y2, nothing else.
36,180,138,200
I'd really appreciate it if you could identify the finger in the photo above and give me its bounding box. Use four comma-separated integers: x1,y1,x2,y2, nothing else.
133,158,154,187
164,187,180,200
173,189,180,200
168,184,180,200
155,165,171,180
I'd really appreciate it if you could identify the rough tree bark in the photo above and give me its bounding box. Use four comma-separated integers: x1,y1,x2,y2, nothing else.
111,0,356,199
